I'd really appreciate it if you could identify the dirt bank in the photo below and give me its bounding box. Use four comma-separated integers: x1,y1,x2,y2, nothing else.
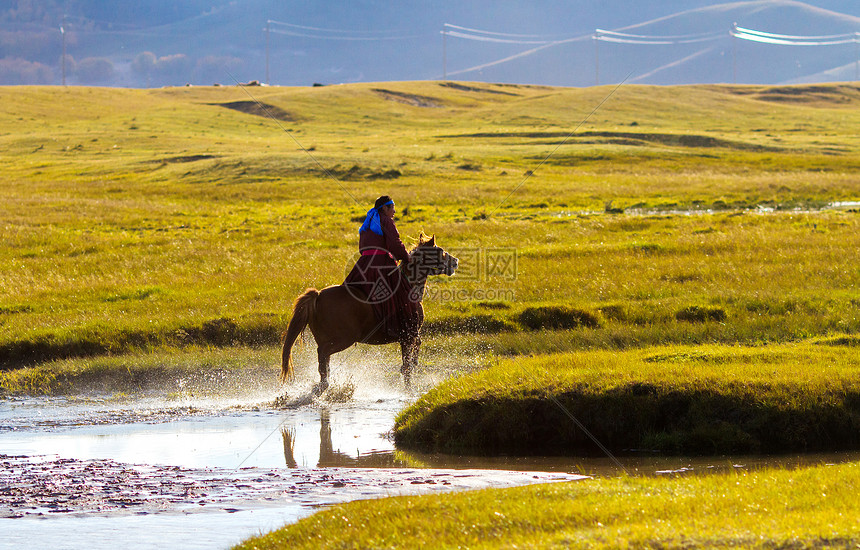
0,454,583,519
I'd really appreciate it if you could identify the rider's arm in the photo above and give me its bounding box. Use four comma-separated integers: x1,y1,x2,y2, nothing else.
382,216,409,263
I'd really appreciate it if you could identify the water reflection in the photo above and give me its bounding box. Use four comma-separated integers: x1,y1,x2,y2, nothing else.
275,407,860,477
388,450,860,478
4,395,860,478
281,408,408,468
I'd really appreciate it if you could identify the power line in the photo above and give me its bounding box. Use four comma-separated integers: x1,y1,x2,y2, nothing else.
732,25,859,46
443,30,556,45
267,19,424,41
268,28,422,41
595,28,724,45
597,29,723,40
268,19,409,35
442,23,570,45
729,24,860,83
441,23,590,79
443,23,557,39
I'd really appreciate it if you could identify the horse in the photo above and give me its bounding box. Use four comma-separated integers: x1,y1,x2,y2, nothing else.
280,234,458,390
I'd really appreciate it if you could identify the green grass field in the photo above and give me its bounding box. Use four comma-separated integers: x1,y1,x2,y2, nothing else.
2,81,860,548
236,461,860,549
1,82,858,372
395,339,860,456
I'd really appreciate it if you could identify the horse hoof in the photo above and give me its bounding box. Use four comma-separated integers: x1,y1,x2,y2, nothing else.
312,382,329,396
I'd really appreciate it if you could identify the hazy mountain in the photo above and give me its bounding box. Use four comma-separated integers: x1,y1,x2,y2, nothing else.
1,0,857,87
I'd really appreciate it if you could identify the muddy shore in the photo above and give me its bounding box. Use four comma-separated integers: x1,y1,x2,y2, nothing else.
1,454,584,519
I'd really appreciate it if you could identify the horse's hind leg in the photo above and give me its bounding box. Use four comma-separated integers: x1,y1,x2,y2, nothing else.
317,348,330,392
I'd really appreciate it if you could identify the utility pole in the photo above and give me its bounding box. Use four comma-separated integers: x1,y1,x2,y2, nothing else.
442,27,447,80
855,32,859,82
593,31,600,86
61,15,66,86
731,22,737,84
265,20,270,85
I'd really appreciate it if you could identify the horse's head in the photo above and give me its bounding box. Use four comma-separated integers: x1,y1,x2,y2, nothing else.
407,234,458,280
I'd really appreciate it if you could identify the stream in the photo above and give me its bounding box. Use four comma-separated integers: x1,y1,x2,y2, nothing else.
0,377,585,550
3,368,859,550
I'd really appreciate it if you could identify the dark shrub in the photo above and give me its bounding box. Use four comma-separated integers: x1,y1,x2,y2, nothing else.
369,169,401,180
675,305,727,323
424,315,514,335
476,301,511,310
183,317,239,346
816,336,860,347
598,304,627,322
517,306,599,330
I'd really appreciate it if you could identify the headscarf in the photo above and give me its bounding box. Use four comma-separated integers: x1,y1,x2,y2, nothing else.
359,197,394,235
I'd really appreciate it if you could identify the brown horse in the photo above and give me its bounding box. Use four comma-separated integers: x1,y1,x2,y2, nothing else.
281,235,458,390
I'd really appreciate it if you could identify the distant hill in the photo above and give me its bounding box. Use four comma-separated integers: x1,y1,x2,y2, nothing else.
0,0,858,87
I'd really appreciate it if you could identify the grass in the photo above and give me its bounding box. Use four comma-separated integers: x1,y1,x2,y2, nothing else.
2,205,858,369
234,461,860,549
2,82,860,370
0,346,279,396
395,339,860,455
3,82,860,548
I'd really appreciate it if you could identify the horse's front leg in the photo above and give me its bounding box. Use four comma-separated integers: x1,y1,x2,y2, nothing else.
400,334,421,389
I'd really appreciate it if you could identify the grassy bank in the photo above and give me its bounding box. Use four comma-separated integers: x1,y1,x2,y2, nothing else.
395,338,860,455
235,461,860,549
2,83,859,369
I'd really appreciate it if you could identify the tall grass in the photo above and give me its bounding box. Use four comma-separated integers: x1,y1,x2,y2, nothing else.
395,340,860,455
1,83,859,368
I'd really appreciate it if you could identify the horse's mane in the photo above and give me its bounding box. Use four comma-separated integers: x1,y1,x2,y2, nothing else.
409,232,436,252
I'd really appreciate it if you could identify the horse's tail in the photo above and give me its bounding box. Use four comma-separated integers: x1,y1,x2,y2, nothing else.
281,288,319,383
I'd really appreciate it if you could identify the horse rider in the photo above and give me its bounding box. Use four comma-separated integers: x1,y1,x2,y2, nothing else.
343,195,419,340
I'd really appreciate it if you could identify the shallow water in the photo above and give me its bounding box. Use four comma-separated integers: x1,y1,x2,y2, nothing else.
0,380,584,550
0,396,404,470
3,373,859,550
4,510,306,550
554,199,860,218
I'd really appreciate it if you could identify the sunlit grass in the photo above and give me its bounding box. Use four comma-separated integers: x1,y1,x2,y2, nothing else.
395,339,860,455
1,82,859,368
4,82,860,547
235,461,860,549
